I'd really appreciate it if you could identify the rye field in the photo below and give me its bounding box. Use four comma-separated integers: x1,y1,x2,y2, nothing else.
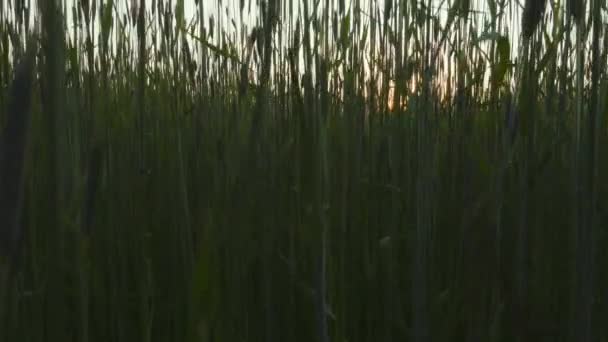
0,0,607,341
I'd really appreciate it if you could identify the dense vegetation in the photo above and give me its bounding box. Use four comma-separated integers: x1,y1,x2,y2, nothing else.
0,0,607,341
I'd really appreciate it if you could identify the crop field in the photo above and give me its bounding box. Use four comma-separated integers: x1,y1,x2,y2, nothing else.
0,0,607,341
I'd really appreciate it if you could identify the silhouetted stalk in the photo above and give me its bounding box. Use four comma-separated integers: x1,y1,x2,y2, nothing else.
315,53,330,342
41,0,67,339
0,41,35,340
520,51,532,342
0,40,35,267
412,55,433,342
138,0,146,173
570,6,592,340
572,0,598,339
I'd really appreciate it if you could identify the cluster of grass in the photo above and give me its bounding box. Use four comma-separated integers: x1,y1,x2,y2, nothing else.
1,0,607,341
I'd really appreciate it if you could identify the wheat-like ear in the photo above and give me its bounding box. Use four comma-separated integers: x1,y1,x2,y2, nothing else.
522,0,548,40
0,40,36,265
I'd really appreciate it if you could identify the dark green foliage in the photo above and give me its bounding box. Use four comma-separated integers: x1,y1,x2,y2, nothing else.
0,0,607,342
